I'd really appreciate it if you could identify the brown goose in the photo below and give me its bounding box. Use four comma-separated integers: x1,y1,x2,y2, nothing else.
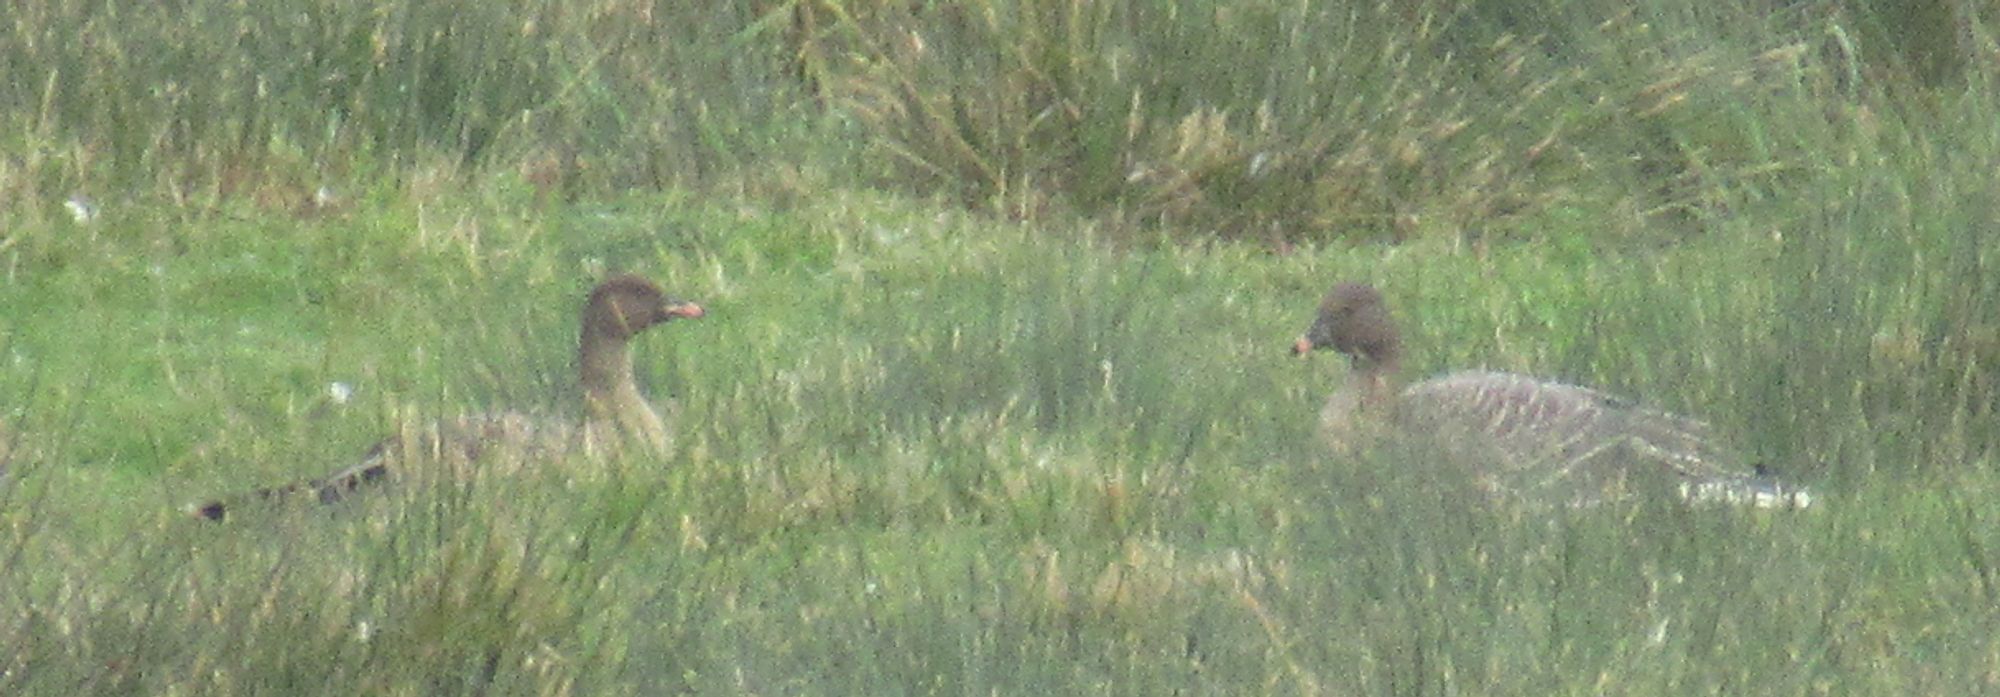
192,274,704,521
1292,282,1812,508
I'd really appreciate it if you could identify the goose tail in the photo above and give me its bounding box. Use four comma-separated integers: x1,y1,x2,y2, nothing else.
1678,465,1816,509
187,441,395,522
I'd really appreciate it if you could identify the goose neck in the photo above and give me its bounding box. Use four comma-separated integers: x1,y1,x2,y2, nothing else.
578,328,670,452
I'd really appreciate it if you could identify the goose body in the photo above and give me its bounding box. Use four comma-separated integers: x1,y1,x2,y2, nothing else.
1294,282,1812,508
193,274,703,520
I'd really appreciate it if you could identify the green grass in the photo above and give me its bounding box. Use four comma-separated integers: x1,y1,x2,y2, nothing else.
2,0,1998,693
1,184,1995,693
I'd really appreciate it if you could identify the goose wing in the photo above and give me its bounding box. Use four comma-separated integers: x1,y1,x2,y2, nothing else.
1397,371,1745,502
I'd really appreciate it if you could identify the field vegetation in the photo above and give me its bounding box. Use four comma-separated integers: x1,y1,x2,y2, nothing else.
1,0,1997,693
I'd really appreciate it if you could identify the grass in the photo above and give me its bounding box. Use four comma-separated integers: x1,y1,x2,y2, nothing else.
2,185,1995,693
1,0,1997,694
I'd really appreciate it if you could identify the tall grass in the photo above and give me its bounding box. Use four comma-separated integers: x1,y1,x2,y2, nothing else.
4,0,1993,244
0,0,811,220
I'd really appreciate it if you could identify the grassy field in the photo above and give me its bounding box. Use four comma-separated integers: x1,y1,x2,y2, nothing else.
3,0,1999,694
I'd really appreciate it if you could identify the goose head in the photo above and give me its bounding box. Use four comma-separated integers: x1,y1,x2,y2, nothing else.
582,274,705,342
1291,282,1402,372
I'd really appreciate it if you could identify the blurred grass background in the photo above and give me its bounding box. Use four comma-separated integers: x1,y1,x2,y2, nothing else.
1,0,1997,693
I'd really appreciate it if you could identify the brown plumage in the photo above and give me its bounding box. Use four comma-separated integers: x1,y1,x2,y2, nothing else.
1293,282,1812,508
192,275,704,521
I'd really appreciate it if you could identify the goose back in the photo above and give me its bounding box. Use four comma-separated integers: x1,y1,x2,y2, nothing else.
1396,370,1747,504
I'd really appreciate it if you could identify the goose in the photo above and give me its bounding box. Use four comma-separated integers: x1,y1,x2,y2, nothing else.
192,274,704,521
1291,282,1812,508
